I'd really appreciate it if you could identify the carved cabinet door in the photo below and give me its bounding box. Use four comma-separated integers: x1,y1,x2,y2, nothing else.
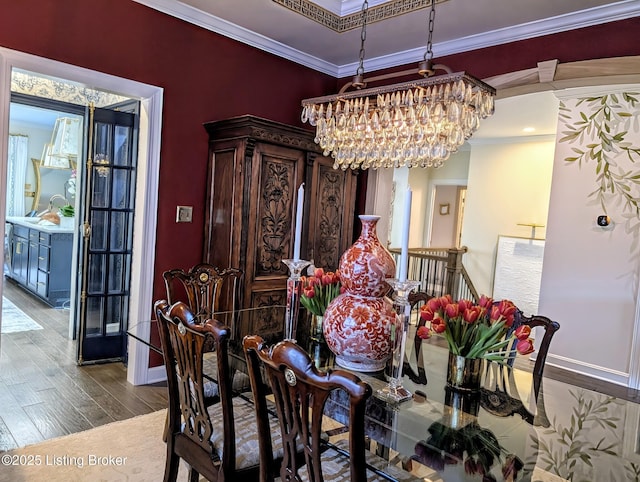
245,141,305,311
306,154,357,271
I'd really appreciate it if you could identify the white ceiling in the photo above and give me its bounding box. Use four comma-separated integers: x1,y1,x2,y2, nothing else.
10,103,62,129
472,91,560,140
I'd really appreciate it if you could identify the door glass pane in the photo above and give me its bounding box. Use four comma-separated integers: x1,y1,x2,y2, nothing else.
114,125,131,167
109,212,127,251
92,167,111,207
90,211,108,250
85,297,104,336
111,168,130,209
88,254,106,293
108,254,129,292
94,122,112,183
106,296,124,334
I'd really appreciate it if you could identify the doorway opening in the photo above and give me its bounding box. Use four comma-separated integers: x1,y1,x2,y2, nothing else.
0,47,163,385
428,184,467,248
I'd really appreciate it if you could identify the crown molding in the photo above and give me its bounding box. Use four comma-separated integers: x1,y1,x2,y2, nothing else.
133,0,640,78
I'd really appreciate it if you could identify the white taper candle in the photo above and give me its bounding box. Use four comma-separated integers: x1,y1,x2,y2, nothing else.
293,183,304,260
399,186,412,282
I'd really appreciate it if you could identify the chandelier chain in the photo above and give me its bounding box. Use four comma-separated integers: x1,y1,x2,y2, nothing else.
356,0,368,76
423,0,436,62
299,0,496,171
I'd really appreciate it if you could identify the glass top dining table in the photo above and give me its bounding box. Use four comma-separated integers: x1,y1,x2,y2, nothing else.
128,304,640,482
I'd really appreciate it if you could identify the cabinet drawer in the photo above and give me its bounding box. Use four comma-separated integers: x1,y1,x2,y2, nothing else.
38,245,50,271
39,232,50,244
29,230,39,242
13,225,28,239
37,270,48,297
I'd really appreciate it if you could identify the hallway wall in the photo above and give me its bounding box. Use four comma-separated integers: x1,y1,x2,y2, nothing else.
462,140,555,297
540,84,640,384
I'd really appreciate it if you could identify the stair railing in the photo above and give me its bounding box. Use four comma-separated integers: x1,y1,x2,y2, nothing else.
388,246,478,302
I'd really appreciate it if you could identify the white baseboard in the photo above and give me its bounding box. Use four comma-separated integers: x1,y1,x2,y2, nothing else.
146,365,167,384
545,353,629,387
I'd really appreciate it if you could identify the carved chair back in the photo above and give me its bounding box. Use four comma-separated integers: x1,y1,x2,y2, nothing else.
403,291,432,385
155,300,257,481
243,335,373,482
163,263,242,324
510,309,559,380
479,307,559,428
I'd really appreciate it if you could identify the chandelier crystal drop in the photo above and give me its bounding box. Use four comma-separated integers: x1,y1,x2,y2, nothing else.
300,0,496,170
301,73,495,170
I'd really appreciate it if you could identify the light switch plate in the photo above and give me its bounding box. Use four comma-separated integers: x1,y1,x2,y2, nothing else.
176,206,193,223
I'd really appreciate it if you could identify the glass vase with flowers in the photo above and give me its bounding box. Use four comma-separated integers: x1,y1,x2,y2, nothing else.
417,295,535,391
300,268,343,341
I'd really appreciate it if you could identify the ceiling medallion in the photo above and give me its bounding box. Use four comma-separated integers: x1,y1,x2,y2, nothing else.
272,0,446,32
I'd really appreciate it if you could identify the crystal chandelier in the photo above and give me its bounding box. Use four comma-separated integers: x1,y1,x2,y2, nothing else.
300,0,496,170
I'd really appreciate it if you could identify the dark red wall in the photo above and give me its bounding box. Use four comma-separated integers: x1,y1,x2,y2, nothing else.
0,0,336,307
0,2,638,361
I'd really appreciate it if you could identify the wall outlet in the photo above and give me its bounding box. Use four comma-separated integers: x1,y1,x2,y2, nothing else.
176,206,193,223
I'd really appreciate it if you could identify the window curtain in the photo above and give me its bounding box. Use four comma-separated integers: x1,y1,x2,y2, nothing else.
6,134,29,216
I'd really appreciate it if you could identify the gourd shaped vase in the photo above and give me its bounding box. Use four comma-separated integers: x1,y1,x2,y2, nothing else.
323,215,397,372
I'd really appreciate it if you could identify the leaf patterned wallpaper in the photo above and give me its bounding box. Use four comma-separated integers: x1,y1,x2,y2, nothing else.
559,92,640,252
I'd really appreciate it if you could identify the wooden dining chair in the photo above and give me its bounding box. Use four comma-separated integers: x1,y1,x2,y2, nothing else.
401,291,431,385
479,305,558,429
163,263,242,324
408,290,431,322
480,361,551,428
161,263,244,439
243,335,423,482
506,308,560,380
155,300,287,482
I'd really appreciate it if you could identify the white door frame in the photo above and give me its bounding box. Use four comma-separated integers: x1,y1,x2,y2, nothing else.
0,47,163,386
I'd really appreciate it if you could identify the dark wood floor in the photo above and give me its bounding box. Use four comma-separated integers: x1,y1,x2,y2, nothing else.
0,278,168,452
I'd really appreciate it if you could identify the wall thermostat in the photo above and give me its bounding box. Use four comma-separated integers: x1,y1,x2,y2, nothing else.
597,215,610,227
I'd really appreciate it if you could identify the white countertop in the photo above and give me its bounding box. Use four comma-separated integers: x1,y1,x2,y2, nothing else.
6,216,74,234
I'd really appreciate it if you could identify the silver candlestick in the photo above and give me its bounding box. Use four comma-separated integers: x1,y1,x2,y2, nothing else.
282,259,311,341
377,278,421,403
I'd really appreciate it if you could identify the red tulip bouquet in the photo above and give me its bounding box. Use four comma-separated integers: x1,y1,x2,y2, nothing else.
300,268,343,317
418,295,535,361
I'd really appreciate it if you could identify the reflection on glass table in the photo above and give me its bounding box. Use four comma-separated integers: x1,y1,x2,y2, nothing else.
127,306,640,481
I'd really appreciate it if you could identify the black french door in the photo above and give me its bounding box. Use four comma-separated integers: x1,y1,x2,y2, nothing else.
76,104,138,364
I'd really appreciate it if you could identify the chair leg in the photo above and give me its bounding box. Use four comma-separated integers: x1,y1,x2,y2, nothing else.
162,411,169,442
188,466,200,482
163,440,180,482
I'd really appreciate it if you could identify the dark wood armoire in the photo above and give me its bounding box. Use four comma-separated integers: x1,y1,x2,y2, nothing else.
203,115,357,338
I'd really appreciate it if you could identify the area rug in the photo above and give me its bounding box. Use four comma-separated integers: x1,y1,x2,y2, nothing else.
0,409,192,481
1,297,43,334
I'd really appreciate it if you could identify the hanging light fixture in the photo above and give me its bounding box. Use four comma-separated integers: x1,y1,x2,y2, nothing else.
41,116,80,169
300,0,496,170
